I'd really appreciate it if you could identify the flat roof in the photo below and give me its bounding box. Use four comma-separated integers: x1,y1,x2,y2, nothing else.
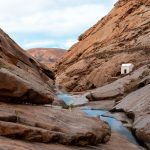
122,63,133,67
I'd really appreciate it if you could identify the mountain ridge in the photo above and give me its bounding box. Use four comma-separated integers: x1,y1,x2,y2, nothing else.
27,48,66,68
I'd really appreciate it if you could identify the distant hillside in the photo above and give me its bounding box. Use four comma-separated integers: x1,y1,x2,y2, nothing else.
27,48,66,67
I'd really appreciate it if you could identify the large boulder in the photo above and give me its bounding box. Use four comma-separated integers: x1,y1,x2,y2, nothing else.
55,0,150,92
114,84,150,148
0,28,56,104
0,103,110,146
0,133,144,150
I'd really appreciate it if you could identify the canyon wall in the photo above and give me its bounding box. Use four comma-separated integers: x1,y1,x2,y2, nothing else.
55,0,150,92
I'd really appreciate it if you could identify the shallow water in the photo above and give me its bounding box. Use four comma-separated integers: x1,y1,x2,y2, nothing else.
57,92,88,106
57,93,139,145
82,109,139,145
57,93,73,105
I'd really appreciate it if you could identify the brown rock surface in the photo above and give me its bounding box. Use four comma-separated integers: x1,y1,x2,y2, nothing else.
0,28,112,148
88,100,116,110
0,133,144,150
86,65,150,101
114,84,150,147
27,48,66,68
0,28,56,104
85,64,150,148
0,103,110,146
55,0,150,92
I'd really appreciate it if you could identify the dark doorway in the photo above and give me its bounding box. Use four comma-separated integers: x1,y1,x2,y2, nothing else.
124,69,127,74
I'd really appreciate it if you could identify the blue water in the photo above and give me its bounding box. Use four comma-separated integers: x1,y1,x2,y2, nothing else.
82,109,139,145
57,92,139,145
57,93,73,105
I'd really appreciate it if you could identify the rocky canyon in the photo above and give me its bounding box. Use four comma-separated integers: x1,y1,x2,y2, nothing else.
55,0,150,92
0,0,149,150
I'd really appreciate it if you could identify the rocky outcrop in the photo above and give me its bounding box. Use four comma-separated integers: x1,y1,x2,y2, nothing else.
0,28,113,148
86,65,150,101
27,48,66,68
0,28,56,104
0,133,144,150
55,0,150,92
114,84,150,148
0,103,110,146
84,64,150,148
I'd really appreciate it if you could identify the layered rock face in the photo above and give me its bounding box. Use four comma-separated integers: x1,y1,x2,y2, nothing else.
0,29,56,104
28,48,66,68
115,83,150,147
0,28,112,148
86,64,150,148
87,65,150,101
0,103,111,146
0,133,143,150
55,0,150,92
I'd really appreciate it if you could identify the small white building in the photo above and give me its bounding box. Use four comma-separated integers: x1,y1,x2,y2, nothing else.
121,63,134,75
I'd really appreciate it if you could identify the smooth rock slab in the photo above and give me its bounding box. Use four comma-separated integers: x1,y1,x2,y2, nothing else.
0,28,55,104
88,100,116,110
0,133,144,150
86,65,150,101
0,103,110,146
115,84,150,148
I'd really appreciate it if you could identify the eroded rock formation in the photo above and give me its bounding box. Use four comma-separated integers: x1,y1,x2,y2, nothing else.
115,83,150,148
0,103,111,146
86,65,150,101
55,0,150,92
0,29,56,104
0,28,111,148
86,64,150,149
0,133,143,150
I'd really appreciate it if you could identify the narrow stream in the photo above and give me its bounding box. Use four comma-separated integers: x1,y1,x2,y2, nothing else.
57,92,139,145
82,109,139,145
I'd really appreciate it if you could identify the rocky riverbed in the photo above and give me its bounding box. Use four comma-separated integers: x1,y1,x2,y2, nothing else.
56,92,139,144
0,0,149,149
55,64,150,150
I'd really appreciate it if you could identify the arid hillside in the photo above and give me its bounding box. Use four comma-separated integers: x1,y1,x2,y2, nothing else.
55,0,150,92
28,48,66,67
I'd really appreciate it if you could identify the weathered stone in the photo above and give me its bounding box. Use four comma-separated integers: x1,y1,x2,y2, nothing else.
0,103,110,146
0,133,144,150
88,100,116,110
55,0,150,92
86,65,150,101
115,84,150,147
0,28,56,104
52,98,67,108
